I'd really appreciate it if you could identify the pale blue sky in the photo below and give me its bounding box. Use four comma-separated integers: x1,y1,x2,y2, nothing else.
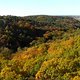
0,0,80,16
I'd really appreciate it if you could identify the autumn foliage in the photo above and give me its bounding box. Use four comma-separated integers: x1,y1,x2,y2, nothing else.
0,16,80,80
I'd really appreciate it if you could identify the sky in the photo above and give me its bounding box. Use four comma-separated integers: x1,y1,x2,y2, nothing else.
0,0,80,16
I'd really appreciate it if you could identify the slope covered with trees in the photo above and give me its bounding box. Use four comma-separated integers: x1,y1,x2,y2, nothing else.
0,15,80,80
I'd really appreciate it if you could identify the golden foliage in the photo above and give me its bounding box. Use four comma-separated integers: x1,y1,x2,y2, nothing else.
72,76,80,80
61,37,74,48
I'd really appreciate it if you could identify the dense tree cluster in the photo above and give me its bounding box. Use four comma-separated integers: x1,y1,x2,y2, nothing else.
0,15,80,80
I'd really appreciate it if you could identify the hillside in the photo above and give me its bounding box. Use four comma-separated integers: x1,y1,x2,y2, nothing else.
0,15,80,51
0,15,80,80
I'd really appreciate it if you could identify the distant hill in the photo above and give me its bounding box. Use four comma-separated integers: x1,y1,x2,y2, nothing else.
24,15,80,29
0,15,80,52
73,16,80,21
0,15,80,29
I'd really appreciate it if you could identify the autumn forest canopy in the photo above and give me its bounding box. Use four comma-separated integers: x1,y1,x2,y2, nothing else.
0,15,80,80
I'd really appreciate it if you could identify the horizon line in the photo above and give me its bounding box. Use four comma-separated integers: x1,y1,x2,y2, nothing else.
0,14,80,17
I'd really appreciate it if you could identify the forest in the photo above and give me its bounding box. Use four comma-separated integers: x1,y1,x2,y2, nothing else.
0,15,80,80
